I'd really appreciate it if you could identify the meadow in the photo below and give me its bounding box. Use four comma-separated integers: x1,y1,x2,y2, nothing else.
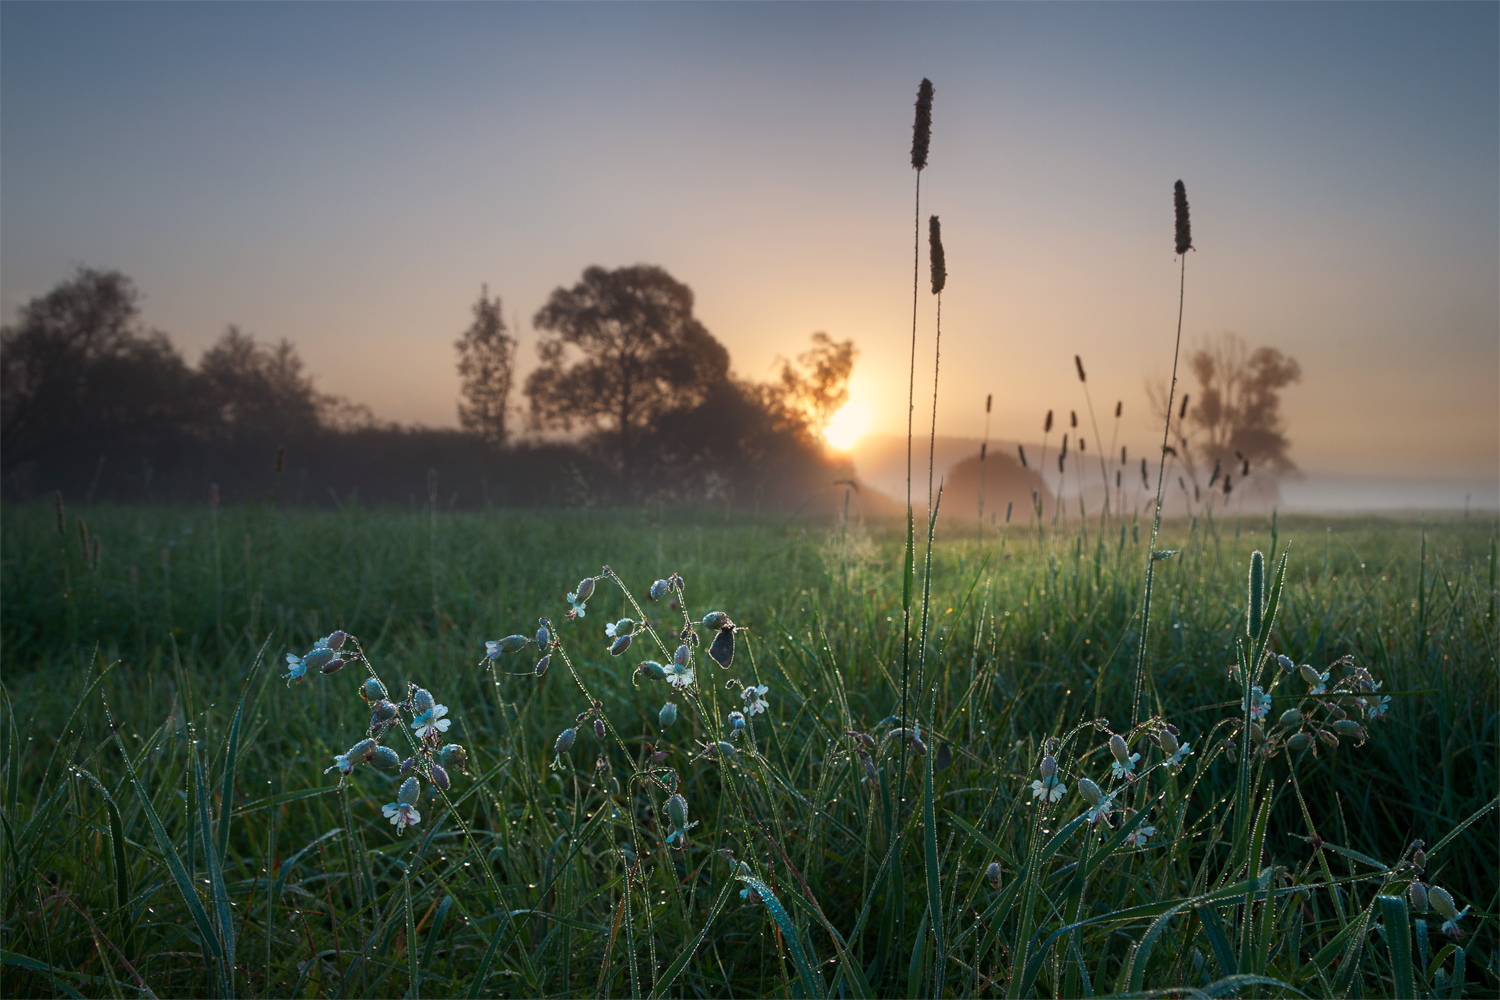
0,498,1494,998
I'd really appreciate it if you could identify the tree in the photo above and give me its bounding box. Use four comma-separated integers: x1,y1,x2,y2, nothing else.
454,285,516,448
764,332,857,440
198,325,327,446
525,265,730,482
1,267,205,479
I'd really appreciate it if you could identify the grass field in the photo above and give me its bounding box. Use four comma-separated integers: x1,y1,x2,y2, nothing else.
1,499,1495,997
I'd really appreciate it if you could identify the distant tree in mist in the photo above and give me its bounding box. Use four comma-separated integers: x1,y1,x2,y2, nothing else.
454,285,516,448
763,332,857,440
525,265,730,482
1150,331,1301,495
199,326,331,445
0,268,205,480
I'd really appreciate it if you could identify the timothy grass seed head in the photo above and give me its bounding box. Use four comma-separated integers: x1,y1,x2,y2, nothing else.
911,78,934,170
1174,179,1193,255
929,215,946,294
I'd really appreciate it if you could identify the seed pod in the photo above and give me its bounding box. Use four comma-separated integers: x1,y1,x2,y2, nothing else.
1317,729,1339,748
610,633,633,656
666,793,689,830
362,677,386,702
1039,754,1058,779
572,577,595,604
536,623,551,650
1399,880,1427,912
1222,740,1237,763
1429,887,1460,921
370,699,399,726
554,728,576,755
934,742,952,771
302,647,336,673
437,744,468,772
1277,654,1295,672
1279,709,1302,728
1413,847,1426,871
1299,664,1324,686
326,630,347,650
400,756,417,775
986,861,1002,888
1331,719,1364,740
1248,722,1266,745
430,763,451,791
1110,734,1131,765
412,688,435,716
595,718,607,741
370,746,401,770
674,644,691,667
649,579,670,601
320,658,346,674
650,747,669,764
1286,732,1312,751
535,655,551,677
1077,777,1103,807
398,776,421,807
1329,704,1347,720
659,702,678,729
638,661,667,681
1158,729,1180,757
709,626,735,669
863,759,879,782
910,735,927,756
347,738,378,763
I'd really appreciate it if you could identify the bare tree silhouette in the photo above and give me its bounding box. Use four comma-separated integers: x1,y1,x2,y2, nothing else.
454,285,516,448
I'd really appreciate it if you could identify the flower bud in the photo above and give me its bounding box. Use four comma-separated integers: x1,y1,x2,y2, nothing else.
347,738,378,763
412,688,435,716
715,740,737,759
1279,708,1303,728
491,635,529,656
370,746,401,770
1040,754,1058,779
610,634,633,656
659,702,678,728
1110,734,1130,765
430,763,450,791
554,728,576,755
320,658,346,674
638,661,667,681
536,623,551,650
437,744,467,772
362,677,385,702
986,861,1002,888
702,611,731,630
1222,739,1238,763
863,759,879,782
1276,654,1295,672
666,793,689,829
1429,887,1459,921
1331,719,1364,740
1299,664,1323,686
1077,777,1103,807
400,756,417,775
370,699,399,725
649,579,670,601
1412,847,1426,871
398,776,421,806
1286,732,1311,751
572,577,596,603
1409,881,1429,913
1317,729,1339,747
1158,730,1179,757
327,631,348,650
595,718,607,741
1247,722,1266,745
674,644,691,667
651,747,669,764
910,735,927,756
525,655,545,678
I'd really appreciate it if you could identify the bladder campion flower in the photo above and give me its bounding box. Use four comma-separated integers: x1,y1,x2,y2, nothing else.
486,635,528,658
567,576,597,616
1077,777,1114,826
727,710,746,737
1245,687,1271,721
1429,887,1469,936
327,738,378,776
383,776,422,834
665,658,695,690
410,689,451,738
742,684,770,716
1109,734,1140,778
1300,664,1329,695
659,702,679,728
1122,812,1156,848
665,793,698,847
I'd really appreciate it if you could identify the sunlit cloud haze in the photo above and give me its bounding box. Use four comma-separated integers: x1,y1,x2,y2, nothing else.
3,3,1496,496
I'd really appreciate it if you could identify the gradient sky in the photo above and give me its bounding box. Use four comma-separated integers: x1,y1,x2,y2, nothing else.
4,2,1496,481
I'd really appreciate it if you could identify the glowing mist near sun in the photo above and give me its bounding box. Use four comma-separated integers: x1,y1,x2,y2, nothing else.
822,400,870,452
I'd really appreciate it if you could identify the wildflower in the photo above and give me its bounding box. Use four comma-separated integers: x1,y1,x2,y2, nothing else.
567,576,597,616
649,579,670,601
370,746,401,770
369,699,400,733
361,677,386,702
1030,776,1066,802
659,702,678,728
605,618,634,640
383,776,421,834
664,793,698,847
1122,813,1156,848
412,687,435,716
327,738,377,776
1300,664,1329,695
674,643,691,667
986,861,1002,888
1428,887,1469,936
284,653,311,684
637,660,667,682
486,635,528,658
1167,740,1193,769
1365,695,1391,719
727,710,746,737
551,728,577,769
742,684,770,716
665,658,695,690
702,611,731,630
1077,778,1113,827
410,691,451,738
1109,734,1141,779
1245,687,1271,721
436,743,467,773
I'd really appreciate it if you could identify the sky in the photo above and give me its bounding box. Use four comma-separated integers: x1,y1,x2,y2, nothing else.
3,2,1497,488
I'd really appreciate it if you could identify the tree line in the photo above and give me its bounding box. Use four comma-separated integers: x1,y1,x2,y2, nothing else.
1,265,856,510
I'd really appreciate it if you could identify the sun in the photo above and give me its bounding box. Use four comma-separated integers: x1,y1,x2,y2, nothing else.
822,401,870,452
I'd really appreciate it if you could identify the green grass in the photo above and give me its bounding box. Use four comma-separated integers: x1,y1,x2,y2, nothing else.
1,500,1495,997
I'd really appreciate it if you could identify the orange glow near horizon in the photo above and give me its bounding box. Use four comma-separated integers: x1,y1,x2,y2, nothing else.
822,400,870,452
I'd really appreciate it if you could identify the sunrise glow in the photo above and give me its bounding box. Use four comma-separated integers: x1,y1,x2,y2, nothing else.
822,400,870,452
